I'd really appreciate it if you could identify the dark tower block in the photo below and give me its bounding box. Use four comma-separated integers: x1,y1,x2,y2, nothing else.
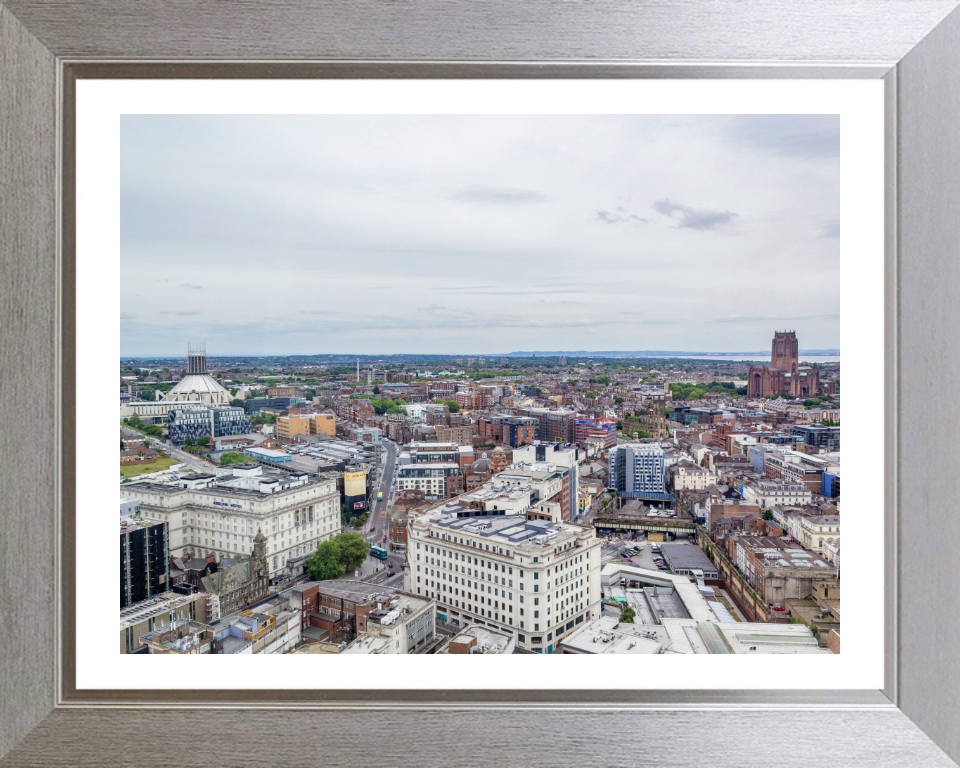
770,331,799,373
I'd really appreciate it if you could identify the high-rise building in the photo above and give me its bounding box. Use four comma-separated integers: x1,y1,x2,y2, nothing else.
121,516,170,609
608,443,668,501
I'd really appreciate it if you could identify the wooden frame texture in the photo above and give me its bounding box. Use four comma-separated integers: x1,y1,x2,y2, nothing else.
2,2,959,765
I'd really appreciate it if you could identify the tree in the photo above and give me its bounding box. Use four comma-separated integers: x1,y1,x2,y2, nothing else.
305,388,316,400
335,531,369,570
372,384,380,395
305,540,345,581
619,605,636,623
197,436,211,447
763,509,774,521
142,424,164,438
229,398,245,408
183,436,194,447
219,451,248,466
614,396,624,404
128,413,142,428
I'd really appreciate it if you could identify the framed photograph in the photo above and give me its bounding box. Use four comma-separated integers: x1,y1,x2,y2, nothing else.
2,1,960,766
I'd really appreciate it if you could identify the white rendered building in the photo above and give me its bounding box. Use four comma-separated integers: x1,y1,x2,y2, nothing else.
121,464,340,579
405,501,602,654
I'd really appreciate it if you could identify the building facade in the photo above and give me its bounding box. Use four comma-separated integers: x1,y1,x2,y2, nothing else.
511,442,580,522
120,518,170,609
121,464,341,579
608,443,668,501
791,424,841,451
406,504,602,654
167,405,252,445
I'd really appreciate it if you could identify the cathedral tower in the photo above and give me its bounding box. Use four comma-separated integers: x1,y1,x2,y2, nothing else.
770,331,799,373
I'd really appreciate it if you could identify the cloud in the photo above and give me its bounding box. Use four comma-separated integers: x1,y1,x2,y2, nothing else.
714,313,840,323
159,310,201,316
449,185,548,204
653,199,737,231
819,219,840,238
595,207,647,225
180,283,203,290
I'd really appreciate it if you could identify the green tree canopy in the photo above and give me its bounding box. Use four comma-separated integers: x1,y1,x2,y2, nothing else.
335,531,369,570
305,540,346,581
183,436,194,447
197,436,211,447
127,413,142,428
229,398,246,408
434,399,460,413
219,451,248,466
614,396,624,404
763,510,775,521
619,605,636,623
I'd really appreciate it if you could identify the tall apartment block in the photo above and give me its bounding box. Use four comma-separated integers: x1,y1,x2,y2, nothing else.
608,443,669,502
121,518,170,609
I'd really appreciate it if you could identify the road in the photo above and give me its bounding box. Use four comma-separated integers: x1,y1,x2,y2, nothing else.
364,439,398,546
142,436,209,473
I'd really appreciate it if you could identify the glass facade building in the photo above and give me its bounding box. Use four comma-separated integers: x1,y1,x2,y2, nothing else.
167,406,253,445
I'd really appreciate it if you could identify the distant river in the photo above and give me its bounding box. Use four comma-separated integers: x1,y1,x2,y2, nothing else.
654,355,840,364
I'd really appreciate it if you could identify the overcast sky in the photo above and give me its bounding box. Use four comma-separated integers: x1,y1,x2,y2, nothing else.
121,114,840,356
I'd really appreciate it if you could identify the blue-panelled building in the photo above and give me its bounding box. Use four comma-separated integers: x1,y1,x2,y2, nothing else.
167,405,252,445
608,443,670,502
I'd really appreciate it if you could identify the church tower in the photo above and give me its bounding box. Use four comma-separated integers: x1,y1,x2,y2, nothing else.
770,331,799,373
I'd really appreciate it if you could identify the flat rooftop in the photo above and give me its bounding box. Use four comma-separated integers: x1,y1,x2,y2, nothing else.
659,542,719,573
428,511,578,551
560,615,664,654
660,619,829,655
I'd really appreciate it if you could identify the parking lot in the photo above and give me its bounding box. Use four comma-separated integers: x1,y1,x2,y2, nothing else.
601,533,695,574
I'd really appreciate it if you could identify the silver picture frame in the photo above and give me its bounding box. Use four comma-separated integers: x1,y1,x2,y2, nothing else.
2,1,959,765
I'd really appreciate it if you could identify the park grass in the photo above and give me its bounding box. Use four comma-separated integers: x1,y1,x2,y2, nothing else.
120,456,179,478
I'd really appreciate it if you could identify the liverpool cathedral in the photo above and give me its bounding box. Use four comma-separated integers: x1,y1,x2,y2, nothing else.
747,331,836,398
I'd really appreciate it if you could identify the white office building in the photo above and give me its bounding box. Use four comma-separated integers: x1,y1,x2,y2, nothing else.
405,502,602,654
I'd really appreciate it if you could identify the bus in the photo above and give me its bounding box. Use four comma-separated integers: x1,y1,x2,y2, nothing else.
370,545,388,561
377,491,383,501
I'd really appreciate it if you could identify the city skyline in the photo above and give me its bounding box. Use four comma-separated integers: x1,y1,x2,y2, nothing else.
122,114,840,355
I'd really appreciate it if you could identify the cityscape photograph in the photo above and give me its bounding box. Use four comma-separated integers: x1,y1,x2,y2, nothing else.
119,114,841,656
